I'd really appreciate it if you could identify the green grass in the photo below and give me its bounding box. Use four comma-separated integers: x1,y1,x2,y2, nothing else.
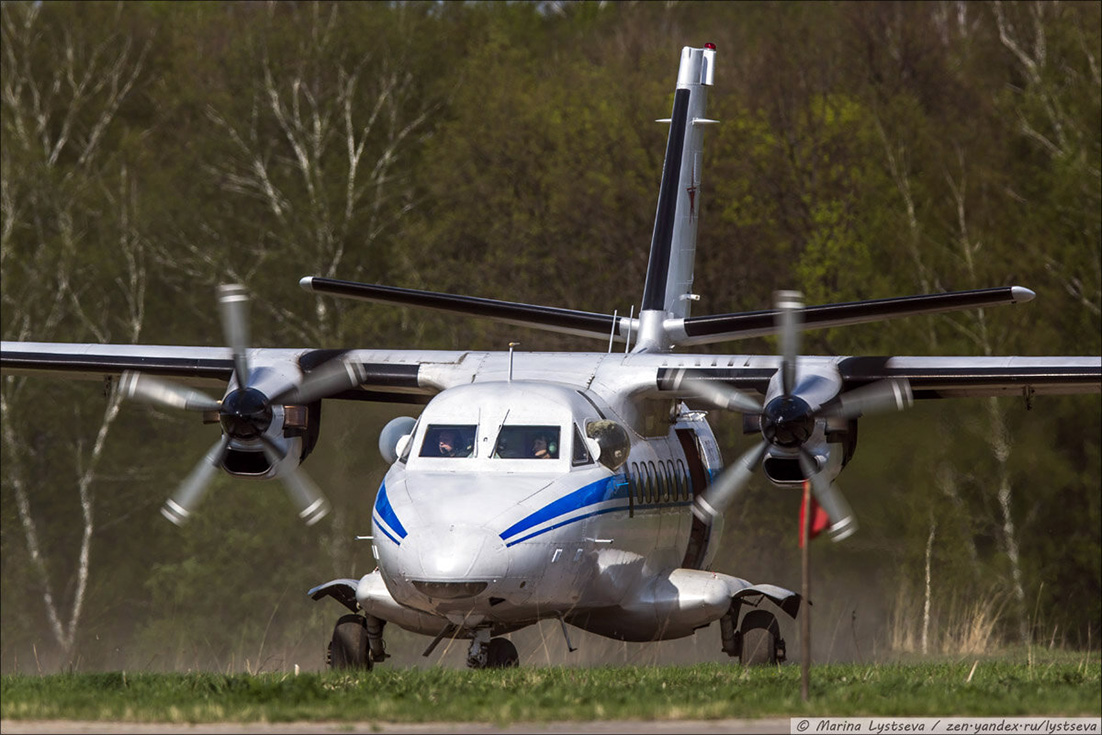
2,658,1099,724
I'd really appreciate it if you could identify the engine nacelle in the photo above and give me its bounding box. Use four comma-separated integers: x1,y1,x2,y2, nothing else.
214,401,323,479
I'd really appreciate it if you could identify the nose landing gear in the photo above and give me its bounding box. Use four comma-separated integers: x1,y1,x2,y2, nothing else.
466,629,519,669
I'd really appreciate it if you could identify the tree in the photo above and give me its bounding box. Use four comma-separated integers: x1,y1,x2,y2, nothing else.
1,0,153,666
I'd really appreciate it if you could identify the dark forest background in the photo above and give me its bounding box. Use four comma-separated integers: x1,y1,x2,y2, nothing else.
2,0,1099,672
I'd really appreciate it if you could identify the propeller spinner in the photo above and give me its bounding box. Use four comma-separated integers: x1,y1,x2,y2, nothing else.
119,285,365,526
676,290,913,541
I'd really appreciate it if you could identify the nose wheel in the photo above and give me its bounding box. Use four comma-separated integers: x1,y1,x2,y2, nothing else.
466,631,519,669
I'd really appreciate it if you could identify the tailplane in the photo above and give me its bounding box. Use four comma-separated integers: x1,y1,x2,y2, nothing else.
634,44,718,352
301,45,1035,353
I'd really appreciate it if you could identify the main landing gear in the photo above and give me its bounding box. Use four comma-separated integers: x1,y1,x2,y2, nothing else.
466,629,519,669
720,607,787,666
326,613,389,670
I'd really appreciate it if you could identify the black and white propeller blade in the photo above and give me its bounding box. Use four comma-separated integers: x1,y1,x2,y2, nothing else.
259,437,331,526
676,289,913,541
672,370,762,414
777,290,803,397
117,284,362,526
274,355,368,405
162,436,230,525
119,371,220,412
819,378,913,420
218,283,252,390
693,440,768,521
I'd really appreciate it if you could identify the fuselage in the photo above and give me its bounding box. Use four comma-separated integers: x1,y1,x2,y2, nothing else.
365,379,724,640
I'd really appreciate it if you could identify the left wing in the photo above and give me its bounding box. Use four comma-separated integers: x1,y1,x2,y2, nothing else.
0,341,443,403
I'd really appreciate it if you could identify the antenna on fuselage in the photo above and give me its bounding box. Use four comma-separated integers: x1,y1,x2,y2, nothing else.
508,342,519,381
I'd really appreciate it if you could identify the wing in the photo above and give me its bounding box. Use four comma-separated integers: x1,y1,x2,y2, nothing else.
653,355,1101,399
0,341,455,403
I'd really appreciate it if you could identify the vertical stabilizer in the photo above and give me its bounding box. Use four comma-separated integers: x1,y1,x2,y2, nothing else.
634,45,717,353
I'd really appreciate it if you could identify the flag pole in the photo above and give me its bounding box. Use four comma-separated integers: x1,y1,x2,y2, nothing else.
801,479,811,702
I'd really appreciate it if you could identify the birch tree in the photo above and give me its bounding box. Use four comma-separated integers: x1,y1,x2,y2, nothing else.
0,1,151,667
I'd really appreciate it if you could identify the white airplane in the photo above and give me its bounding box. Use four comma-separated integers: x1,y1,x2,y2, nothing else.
2,44,1099,671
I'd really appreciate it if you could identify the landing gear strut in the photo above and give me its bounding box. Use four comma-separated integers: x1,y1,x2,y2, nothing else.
720,607,786,666
466,629,519,669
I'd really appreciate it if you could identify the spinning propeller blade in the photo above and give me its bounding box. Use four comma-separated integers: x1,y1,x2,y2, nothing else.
260,437,331,525
119,371,220,412
218,284,252,389
694,440,768,520
820,378,913,420
116,284,351,526
776,290,804,397
672,370,762,414
671,289,913,542
798,450,857,541
274,355,369,405
162,436,230,525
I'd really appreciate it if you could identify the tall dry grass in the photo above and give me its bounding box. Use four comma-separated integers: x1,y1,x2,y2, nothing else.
888,585,1007,656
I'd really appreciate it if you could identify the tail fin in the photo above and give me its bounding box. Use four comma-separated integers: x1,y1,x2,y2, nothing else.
635,44,717,352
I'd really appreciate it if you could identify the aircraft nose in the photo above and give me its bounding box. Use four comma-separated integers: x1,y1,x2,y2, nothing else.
404,524,508,598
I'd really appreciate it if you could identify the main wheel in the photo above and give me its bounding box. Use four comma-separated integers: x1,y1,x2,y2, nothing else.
739,610,780,666
328,614,372,670
484,637,519,668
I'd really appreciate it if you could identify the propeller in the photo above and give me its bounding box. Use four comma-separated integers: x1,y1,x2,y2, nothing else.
677,290,913,541
119,284,365,526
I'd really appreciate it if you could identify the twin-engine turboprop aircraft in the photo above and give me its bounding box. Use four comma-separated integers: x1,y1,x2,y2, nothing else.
2,45,1100,670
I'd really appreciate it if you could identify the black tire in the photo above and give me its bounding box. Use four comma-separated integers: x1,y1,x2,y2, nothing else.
329,614,372,670
484,637,519,668
739,610,780,666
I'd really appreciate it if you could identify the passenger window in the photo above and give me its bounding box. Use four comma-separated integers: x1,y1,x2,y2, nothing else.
676,459,688,500
493,425,561,459
631,462,642,503
645,462,655,503
420,424,477,458
663,461,674,502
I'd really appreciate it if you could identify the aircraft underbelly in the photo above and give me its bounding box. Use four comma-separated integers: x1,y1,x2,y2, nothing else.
567,568,747,641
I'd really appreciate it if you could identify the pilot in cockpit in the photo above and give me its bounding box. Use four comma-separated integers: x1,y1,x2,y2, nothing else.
531,435,556,459
434,427,460,456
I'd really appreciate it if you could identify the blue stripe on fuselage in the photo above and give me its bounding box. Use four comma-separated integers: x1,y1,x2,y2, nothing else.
499,475,629,545
374,481,407,540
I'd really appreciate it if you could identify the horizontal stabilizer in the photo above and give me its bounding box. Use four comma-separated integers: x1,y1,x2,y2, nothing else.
670,287,1035,347
301,276,624,342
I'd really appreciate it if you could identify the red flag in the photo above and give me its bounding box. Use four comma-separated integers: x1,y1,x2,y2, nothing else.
799,481,831,547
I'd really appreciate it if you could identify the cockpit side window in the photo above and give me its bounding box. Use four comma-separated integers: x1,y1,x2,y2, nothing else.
493,425,561,459
420,424,477,458
572,425,591,465
398,418,421,463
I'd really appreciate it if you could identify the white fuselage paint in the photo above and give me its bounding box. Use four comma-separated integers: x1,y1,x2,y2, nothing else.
359,373,730,642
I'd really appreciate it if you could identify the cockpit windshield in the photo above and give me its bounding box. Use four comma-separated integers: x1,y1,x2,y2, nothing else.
420,424,477,458
493,425,561,459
